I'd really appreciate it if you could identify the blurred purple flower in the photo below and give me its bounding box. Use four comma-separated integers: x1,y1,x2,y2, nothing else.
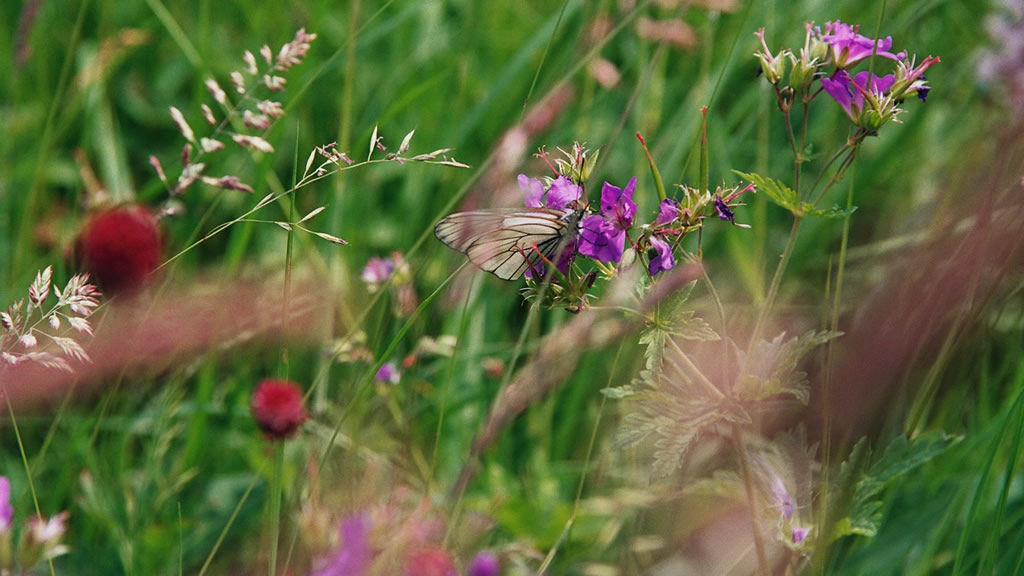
361,257,395,285
375,362,400,384
821,70,895,123
578,178,637,263
467,551,501,576
655,199,680,226
648,236,675,277
312,513,372,576
791,526,810,544
771,475,795,521
820,20,902,68
0,476,11,532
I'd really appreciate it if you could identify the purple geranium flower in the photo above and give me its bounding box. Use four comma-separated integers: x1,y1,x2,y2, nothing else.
313,513,373,576
820,20,902,68
545,176,582,211
519,174,581,211
821,70,895,124
467,551,501,576
578,178,637,263
0,476,12,532
714,195,736,222
519,174,545,208
648,236,675,277
655,199,680,226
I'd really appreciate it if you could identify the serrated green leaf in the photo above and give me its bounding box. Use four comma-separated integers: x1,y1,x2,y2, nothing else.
735,170,800,214
833,432,959,542
802,203,858,219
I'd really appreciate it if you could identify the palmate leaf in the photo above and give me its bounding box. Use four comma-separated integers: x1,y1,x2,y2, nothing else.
833,432,960,539
734,171,857,219
735,171,800,214
735,330,842,404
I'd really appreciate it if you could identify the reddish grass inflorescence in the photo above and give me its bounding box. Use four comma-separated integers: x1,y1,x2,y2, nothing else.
250,379,308,440
76,205,162,294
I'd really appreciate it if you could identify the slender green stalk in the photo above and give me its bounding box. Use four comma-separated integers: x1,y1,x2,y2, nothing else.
198,463,265,576
4,390,56,576
538,344,624,574
268,443,285,576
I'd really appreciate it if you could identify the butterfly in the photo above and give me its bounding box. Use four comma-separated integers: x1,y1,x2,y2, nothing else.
434,208,584,281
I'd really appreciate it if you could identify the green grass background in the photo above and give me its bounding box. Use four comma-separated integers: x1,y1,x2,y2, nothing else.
1,0,1022,574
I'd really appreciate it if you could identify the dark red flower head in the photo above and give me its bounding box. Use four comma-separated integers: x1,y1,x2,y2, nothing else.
250,379,308,440
76,205,162,294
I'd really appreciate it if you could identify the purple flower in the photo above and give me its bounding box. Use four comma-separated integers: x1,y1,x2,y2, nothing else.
0,476,11,532
375,362,400,384
648,236,675,277
655,199,680,226
714,195,735,222
578,178,637,263
791,526,810,544
821,70,895,124
313,513,373,576
545,176,582,211
467,551,501,576
820,20,901,68
518,174,581,211
361,257,395,285
771,476,795,521
524,239,577,280
519,174,545,208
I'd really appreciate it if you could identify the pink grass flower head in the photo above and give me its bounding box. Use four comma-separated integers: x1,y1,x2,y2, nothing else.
19,511,70,568
467,551,501,576
819,20,902,69
76,205,162,295
0,477,11,532
312,513,372,576
250,379,308,440
579,177,637,263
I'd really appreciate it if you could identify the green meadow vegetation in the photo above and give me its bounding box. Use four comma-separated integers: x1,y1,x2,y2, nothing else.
1,0,1023,574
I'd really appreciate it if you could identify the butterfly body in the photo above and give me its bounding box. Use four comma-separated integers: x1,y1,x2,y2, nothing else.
434,208,583,281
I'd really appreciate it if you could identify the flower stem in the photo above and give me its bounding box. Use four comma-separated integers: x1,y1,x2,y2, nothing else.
268,442,285,576
3,390,56,576
749,215,801,353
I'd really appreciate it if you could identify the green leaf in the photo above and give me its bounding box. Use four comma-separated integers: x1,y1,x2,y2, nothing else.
802,203,858,219
735,330,842,403
735,171,800,214
833,432,960,540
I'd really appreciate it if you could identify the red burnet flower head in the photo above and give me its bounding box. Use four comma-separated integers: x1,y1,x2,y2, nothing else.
250,379,308,440
75,205,162,294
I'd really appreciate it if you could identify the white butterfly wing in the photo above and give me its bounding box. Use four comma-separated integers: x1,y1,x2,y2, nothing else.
434,209,574,281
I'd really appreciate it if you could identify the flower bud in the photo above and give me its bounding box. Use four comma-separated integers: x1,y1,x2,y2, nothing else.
250,379,308,440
